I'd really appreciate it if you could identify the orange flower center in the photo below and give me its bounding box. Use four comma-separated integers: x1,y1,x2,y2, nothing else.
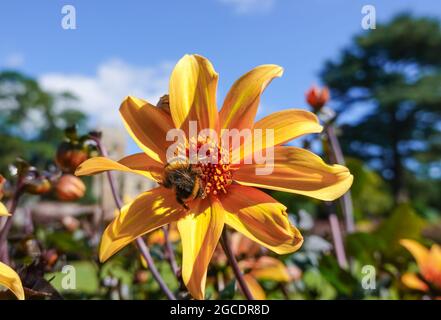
188,140,233,196
198,162,232,196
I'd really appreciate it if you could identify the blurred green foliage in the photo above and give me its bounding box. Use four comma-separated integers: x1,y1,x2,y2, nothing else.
0,71,87,174
321,14,441,212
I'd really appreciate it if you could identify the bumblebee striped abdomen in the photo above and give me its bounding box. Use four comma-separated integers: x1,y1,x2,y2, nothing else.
162,161,205,209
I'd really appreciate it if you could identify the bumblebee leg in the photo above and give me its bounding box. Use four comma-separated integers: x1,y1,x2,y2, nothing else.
198,186,206,199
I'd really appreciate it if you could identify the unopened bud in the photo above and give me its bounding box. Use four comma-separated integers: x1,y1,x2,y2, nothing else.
55,174,86,201
56,142,88,173
305,85,330,111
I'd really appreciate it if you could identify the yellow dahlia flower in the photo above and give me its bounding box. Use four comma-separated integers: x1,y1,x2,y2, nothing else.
76,54,352,299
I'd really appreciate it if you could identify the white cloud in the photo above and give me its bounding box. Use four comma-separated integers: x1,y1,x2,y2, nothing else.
218,0,275,15
39,59,172,125
3,53,25,68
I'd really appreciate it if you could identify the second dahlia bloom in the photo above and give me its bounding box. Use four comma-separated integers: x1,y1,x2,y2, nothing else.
76,54,353,299
230,232,301,300
400,239,441,293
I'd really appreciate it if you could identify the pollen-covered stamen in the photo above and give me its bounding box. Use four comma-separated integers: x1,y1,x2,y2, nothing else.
188,140,233,196
199,162,232,196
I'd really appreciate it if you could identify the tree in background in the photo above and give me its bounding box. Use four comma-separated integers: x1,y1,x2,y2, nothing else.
321,14,441,209
0,71,87,174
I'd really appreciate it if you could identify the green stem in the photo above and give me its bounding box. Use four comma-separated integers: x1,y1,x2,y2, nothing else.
220,228,254,300
325,125,355,233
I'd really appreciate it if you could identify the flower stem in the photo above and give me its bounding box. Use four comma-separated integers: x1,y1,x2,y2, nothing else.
90,135,176,300
89,136,123,209
327,204,348,269
220,228,254,300
162,225,180,280
320,125,351,269
325,125,355,233
135,237,176,300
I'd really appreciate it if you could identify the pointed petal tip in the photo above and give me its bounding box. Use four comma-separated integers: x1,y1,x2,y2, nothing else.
261,64,284,77
0,202,10,216
0,261,25,300
98,250,111,264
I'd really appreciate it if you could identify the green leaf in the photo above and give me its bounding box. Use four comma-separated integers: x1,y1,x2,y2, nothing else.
45,261,99,295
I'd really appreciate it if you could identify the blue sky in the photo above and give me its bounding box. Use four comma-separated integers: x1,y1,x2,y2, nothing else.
1,0,440,152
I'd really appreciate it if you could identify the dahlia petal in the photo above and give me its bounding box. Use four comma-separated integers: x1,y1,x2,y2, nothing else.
75,154,162,182
120,96,175,163
234,146,353,201
0,202,10,216
220,65,283,131
0,261,25,300
177,197,224,300
221,185,303,255
232,109,323,163
169,54,219,132
99,187,184,262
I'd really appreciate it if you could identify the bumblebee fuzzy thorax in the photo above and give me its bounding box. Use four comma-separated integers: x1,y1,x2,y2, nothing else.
163,142,233,208
162,162,204,208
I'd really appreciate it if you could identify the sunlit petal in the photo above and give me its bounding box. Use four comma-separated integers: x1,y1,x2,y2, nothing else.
120,96,175,163
0,202,10,216
220,65,283,131
253,109,322,148
169,54,219,132
220,185,303,255
99,187,184,262
75,153,163,181
0,261,25,300
233,109,323,163
177,197,224,300
234,146,353,201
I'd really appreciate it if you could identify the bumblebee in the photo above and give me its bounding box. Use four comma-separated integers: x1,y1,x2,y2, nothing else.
162,159,206,209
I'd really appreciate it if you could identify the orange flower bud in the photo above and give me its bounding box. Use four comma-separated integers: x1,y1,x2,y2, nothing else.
41,249,59,270
305,85,330,110
156,94,171,115
55,174,86,201
26,178,52,195
135,270,149,284
56,142,88,173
